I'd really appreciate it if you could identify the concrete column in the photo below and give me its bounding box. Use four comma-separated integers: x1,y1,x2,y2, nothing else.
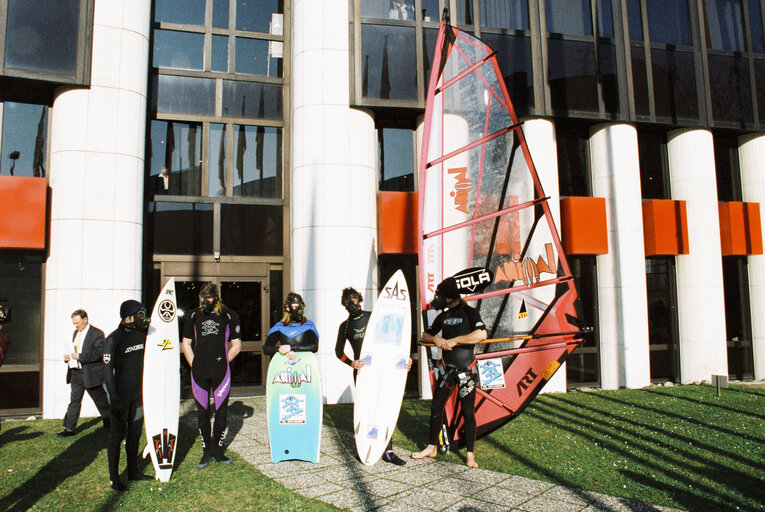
292,0,378,404
43,0,151,419
522,118,567,393
667,129,727,383
590,123,651,389
739,133,765,380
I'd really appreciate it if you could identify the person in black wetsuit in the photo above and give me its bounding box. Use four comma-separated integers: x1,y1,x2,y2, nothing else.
411,277,486,468
103,299,152,492
264,292,319,357
335,287,409,465
181,283,242,469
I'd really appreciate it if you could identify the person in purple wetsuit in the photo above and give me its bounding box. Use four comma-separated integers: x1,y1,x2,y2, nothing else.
181,283,241,469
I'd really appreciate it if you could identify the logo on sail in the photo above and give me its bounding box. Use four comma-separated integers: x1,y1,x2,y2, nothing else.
448,167,471,214
494,243,557,285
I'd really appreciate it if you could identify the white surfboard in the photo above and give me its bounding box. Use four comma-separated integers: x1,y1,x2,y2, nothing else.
141,278,180,482
354,270,412,465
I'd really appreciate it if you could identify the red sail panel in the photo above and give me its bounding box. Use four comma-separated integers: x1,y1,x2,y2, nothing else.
418,19,586,444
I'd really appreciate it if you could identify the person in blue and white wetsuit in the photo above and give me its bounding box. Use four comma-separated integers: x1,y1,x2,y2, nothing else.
264,292,319,358
181,282,241,469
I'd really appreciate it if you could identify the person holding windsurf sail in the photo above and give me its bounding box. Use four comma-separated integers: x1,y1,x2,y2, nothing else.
335,286,410,465
411,277,486,468
181,282,242,469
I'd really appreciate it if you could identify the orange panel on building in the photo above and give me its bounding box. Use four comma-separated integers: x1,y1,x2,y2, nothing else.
719,202,763,256
642,199,688,256
0,176,48,250
377,191,418,254
560,196,608,255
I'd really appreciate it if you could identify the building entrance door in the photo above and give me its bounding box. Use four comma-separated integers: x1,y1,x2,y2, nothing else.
160,261,270,395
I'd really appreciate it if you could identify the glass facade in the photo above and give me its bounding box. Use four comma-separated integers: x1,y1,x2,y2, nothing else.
0,102,47,178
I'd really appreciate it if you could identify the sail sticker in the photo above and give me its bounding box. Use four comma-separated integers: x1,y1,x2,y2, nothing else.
517,300,528,319
477,358,506,389
417,14,588,445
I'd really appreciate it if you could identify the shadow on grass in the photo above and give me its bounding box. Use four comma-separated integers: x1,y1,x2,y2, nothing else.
0,418,102,512
591,391,764,443
0,425,43,445
527,396,758,511
642,387,765,421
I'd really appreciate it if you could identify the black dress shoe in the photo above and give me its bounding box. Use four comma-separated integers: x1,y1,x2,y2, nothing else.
56,429,76,438
381,451,406,466
110,480,127,492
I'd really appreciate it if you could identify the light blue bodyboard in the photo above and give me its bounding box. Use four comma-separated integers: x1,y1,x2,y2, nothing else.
266,352,322,463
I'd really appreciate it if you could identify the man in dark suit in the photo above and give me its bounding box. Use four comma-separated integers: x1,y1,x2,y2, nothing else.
57,309,111,437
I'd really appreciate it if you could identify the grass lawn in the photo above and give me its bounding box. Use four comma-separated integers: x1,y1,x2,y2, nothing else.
2,385,762,512
327,384,765,512
0,419,342,512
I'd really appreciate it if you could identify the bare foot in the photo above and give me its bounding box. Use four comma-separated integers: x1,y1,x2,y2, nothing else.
466,452,478,468
410,445,438,460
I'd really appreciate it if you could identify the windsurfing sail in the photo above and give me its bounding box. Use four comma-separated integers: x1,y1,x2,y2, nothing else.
418,13,589,443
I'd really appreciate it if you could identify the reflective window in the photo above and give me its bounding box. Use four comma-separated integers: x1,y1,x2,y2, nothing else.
481,0,529,31
148,120,202,196
755,60,765,121
222,81,283,119
566,256,599,387
213,0,230,29
361,25,417,100
646,0,690,45
714,134,742,202
600,43,619,114
546,0,592,36
627,0,644,40
4,0,80,76
236,0,284,33
646,257,679,382
708,55,753,124
0,102,47,178
235,37,282,77
153,30,204,70
457,0,474,25
0,253,43,409
422,0,439,22
597,0,614,38
154,75,216,115
723,258,754,379
212,35,230,73
638,131,669,199
233,125,282,198
651,49,698,120
631,47,650,116
423,28,438,88
209,124,227,197
152,202,214,254
362,0,415,20
221,205,283,255
750,0,764,53
556,126,590,197
483,33,534,114
704,0,745,51
379,128,414,192
154,0,205,25
547,39,598,112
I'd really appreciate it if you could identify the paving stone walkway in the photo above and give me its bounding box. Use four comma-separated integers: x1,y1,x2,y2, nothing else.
183,397,681,512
